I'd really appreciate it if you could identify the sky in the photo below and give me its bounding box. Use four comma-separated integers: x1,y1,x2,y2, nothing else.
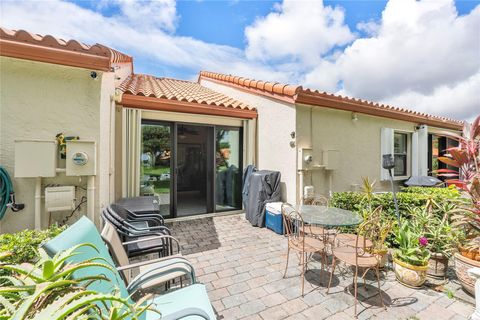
1,0,479,121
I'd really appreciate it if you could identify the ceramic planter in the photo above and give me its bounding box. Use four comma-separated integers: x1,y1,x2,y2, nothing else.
454,252,480,295
393,258,428,288
427,252,449,279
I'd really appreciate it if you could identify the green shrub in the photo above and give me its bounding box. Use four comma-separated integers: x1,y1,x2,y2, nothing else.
0,224,65,265
331,186,460,219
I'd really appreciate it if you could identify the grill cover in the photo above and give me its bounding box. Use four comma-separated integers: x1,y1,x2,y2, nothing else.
245,170,282,227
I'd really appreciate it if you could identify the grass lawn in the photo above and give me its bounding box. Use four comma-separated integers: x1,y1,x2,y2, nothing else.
142,165,170,194
143,166,170,176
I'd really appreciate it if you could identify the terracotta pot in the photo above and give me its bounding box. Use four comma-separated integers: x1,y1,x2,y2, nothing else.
393,258,428,288
427,253,449,279
454,252,480,296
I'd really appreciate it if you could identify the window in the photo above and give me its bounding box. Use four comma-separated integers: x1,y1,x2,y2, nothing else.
394,132,408,176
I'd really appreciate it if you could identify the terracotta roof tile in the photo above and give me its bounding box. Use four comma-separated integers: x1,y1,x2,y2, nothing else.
118,74,256,116
0,27,132,69
199,71,463,130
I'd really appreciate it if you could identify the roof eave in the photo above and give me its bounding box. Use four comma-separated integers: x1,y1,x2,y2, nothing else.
0,39,111,71
120,94,258,119
199,74,297,104
296,91,463,131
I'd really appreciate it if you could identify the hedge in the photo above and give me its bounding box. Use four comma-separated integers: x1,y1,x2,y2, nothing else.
330,186,460,218
0,224,65,265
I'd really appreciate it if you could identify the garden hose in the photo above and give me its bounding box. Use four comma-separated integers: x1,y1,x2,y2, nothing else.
0,166,24,220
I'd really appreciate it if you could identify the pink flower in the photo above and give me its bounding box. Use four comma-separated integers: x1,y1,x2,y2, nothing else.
419,236,428,247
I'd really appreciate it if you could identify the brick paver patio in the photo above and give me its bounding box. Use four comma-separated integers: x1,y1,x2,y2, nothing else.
166,214,475,320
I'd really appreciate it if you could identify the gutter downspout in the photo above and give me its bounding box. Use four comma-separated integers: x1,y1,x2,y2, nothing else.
87,176,95,222
34,177,41,229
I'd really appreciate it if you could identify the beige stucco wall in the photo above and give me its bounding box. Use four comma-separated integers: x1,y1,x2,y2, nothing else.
200,79,297,203
295,104,452,195
0,56,114,232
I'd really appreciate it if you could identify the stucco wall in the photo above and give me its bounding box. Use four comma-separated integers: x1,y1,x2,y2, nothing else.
295,104,448,195
200,79,297,203
0,56,113,232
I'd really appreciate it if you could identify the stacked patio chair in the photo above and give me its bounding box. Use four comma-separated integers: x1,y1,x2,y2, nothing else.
101,218,194,294
102,205,173,258
43,216,216,319
281,203,326,296
327,206,386,318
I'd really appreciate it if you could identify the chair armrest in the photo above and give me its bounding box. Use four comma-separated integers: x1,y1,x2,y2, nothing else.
122,234,180,253
128,212,164,224
157,307,211,320
117,254,184,271
124,220,171,234
125,258,196,293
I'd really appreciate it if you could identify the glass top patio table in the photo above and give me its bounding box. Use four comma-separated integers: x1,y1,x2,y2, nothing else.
294,205,363,227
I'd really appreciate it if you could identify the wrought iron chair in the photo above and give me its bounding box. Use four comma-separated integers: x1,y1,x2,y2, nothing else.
282,203,326,296
327,206,386,318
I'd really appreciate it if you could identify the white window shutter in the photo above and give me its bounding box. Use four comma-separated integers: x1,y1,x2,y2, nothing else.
412,132,419,176
380,128,394,181
418,125,428,176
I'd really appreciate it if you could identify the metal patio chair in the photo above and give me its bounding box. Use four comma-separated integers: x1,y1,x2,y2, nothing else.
102,208,173,258
282,203,326,296
43,216,216,319
110,202,165,226
101,218,194,293
327,206,386,318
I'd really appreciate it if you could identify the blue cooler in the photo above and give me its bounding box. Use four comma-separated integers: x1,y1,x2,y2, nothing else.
265,202,283,234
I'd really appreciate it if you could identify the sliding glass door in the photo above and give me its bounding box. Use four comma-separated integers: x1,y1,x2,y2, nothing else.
140,121,242,218
215,127,243,211
176,124,214,216
140,122,173,217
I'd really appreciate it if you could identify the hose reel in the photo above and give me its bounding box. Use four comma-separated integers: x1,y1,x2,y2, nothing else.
0,166,25,220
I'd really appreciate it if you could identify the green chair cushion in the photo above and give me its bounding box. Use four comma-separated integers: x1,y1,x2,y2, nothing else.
43,216,130,299
147,284,215,320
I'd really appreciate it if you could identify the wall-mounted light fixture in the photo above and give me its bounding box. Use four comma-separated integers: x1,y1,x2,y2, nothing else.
351,112,358,122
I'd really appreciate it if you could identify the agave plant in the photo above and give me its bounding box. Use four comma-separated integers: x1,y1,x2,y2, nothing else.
0,243,158,320
435,115,480,245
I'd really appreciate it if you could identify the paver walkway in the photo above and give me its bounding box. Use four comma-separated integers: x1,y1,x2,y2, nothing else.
166,214,474,320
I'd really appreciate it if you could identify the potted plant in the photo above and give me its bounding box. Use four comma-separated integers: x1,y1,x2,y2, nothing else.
408,202,461,279
393,221,430,287
435,115,480,294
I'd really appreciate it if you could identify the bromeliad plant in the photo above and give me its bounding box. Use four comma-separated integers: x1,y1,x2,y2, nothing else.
435,115,480,250
0,243,157,320
394,221,430,267
408,199,462,258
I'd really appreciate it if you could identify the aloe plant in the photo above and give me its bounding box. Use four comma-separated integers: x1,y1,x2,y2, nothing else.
0,243,159,319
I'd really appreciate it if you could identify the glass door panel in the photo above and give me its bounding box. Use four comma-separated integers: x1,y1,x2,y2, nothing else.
215,127,243,211
176,124,211,216
140,122,172,217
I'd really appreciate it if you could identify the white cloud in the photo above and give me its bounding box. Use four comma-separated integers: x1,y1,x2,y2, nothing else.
245,0,355,66
0,0,478,121
112,0,179,33
0,0,286,82
300,0,480,121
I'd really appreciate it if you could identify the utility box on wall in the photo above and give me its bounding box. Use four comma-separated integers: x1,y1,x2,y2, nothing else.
298,148,313,170
66,141,96,176
14,140,57,177
323,150,339,170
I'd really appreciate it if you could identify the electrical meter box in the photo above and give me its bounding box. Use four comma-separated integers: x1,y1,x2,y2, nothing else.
323,150,339,170
14,140,57,177
66,141,96,176
298,148,313,170
45,186,76,212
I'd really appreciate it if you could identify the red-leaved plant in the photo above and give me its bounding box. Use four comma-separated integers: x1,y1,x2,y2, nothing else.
435,115,480,249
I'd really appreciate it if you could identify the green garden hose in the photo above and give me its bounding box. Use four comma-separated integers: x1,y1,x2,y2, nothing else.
0,166,24,220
